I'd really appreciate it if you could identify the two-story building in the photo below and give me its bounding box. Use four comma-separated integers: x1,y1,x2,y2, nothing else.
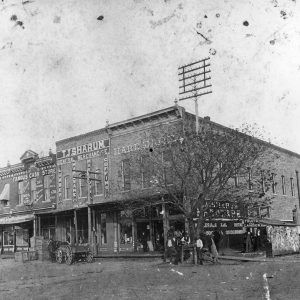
0,150,56,253
53,105,300,254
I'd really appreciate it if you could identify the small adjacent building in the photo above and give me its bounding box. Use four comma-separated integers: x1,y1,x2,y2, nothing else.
0,150,56,253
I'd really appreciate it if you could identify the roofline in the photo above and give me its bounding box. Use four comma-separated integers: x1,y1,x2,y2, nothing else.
56,105,181,145
185,111,300,159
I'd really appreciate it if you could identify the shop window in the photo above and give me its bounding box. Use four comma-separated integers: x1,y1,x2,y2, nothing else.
64,175,71,199
30,178,37,202
79,178,88,197
43,175,50,202
291,178,295,197
94,169,103,195
281,175,286,195
120,212,133,245
122,160,131,191
18,181,24,205
163,150,173,185
100,213,107,244
3,231,14,246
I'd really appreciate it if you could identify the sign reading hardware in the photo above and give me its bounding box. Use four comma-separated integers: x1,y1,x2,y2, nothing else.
57,139,110,164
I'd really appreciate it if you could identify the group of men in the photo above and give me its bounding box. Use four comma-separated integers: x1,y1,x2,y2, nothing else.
166,227,226,265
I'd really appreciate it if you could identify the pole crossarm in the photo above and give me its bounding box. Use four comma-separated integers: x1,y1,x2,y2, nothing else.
177,57,212,134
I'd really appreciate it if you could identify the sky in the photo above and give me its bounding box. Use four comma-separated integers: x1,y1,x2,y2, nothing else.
0,0,299,167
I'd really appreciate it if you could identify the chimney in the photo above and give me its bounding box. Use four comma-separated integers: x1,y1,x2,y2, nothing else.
204,116,210,122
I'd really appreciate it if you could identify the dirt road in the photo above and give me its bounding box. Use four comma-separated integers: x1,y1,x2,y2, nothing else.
0,257,299,299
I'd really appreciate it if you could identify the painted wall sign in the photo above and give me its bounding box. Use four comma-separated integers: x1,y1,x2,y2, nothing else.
113,135,183,156
57,139,110,165
203,200,242,219
72,160,77,203
104,154,109,198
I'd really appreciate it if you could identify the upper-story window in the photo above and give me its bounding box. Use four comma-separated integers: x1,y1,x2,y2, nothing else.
271,173,277,194
163,150,173,185
43,175,50,202
79,178,88,197
122,159,131,191
290,178,295,197
94,169,103,195
18,181,24,205
281,175,286,195
248,168,253,190
30,178,37,202
141,155,152,188
64,175,71,199
261,170,265,193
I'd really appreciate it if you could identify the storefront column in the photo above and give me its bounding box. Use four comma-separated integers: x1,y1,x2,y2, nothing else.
132,218,137,252
92,209,96,253
54,215,58,240
162,203,169,261
33,216,37,238
113,212,118,253
74,210,78,246
38,216,41,236
88,206,92,245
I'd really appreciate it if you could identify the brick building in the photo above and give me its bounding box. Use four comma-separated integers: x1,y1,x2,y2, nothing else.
52,105,300,253
0,150,56,253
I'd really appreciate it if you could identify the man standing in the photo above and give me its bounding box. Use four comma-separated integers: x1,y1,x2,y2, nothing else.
196,234,203,265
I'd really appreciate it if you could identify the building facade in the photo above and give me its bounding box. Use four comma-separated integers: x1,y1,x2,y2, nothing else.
52,105,300,253
1,105,299,255
0,150,56,253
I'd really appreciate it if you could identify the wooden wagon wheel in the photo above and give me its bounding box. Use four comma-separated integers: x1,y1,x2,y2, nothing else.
86,250,94,263
56,248,64,264
65,245,74,265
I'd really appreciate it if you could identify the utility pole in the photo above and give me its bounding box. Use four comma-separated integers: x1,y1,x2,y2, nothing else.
178,57,212,133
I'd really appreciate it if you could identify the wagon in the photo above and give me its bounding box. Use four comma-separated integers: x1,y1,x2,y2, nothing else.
48,240,93,265
56,243,94,265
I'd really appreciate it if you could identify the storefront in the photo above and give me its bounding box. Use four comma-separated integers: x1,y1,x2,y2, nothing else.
0,214,34,253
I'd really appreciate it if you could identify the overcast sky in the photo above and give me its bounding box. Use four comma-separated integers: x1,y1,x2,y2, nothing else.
0,0,299,167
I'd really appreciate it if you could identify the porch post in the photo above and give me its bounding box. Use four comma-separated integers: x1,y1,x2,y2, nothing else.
162,202,168,262
54,214,58,240
113,212,118,253
88,206,92,245
74,209,78,246
38,216,41,236
33,216,37,238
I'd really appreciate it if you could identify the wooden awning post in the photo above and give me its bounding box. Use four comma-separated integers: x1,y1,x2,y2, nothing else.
74,209,78,246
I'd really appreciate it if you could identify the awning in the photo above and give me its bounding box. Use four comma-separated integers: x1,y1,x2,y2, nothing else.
0,214,34,225
0,184,10,201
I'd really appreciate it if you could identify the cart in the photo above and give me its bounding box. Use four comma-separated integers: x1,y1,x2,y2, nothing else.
48,240,93,265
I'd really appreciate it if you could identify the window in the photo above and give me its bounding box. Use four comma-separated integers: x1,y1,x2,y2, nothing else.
30,178,37,202
248,168,253,190
79,178,88,197
271,173,277,194
141,155,153,188
261,170,265,193
291,178,295,197
18,181,23,205
281,175,286,195
43,175,50,202
100,213,107,244
234,171,239,187
122,159,131,191
64,175,71,199
120,211,133,245
94,169,103,195
163,150,173,185
3,231,14,246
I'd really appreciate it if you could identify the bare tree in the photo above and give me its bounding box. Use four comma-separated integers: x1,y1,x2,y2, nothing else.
115,119,276,242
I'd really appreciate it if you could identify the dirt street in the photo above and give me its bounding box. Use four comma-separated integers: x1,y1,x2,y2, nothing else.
0,256,299,300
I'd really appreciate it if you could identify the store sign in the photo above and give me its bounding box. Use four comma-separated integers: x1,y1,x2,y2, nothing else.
203,200,242,219
203,220,245,235
113,135,183,156
104,154,109,198
0,214,34,225
57,139,110,165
